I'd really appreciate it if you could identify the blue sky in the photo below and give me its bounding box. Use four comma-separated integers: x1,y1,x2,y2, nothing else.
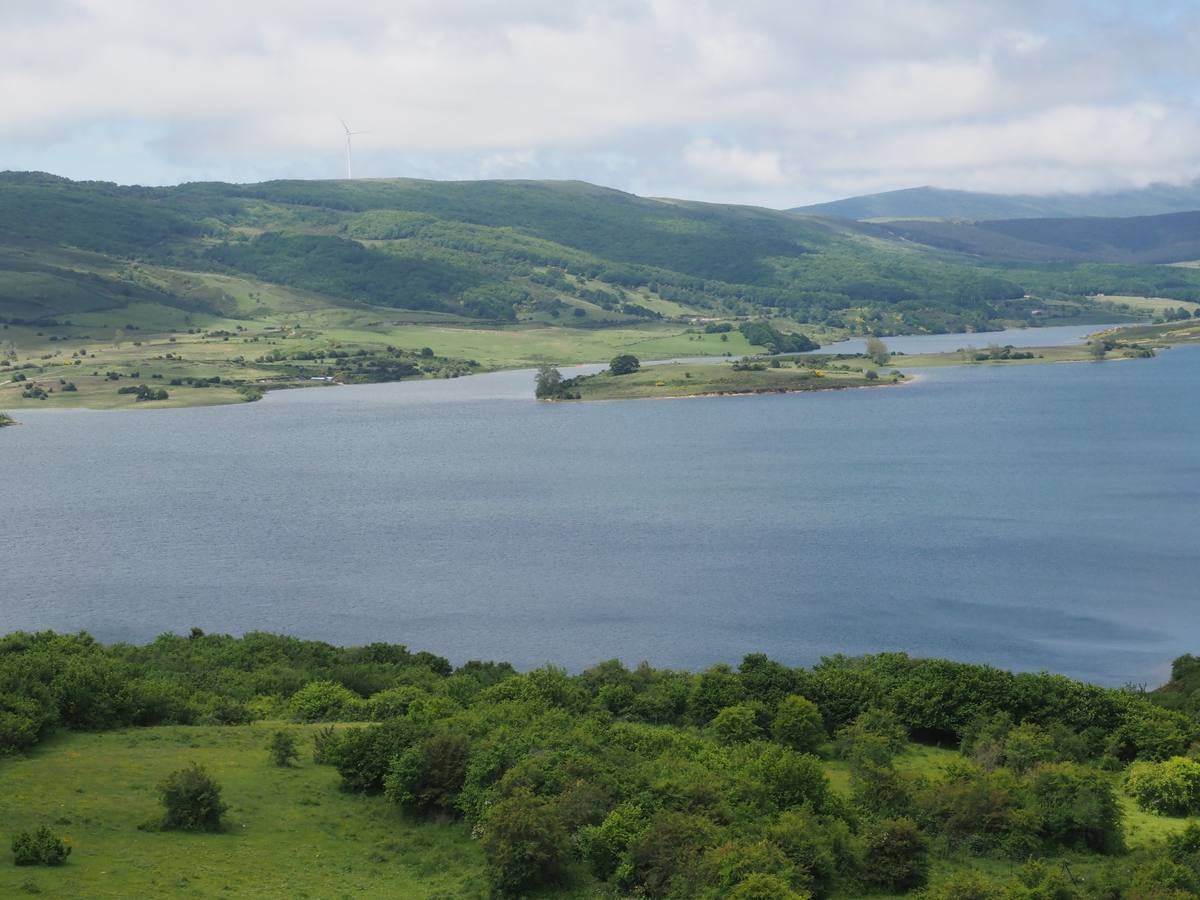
1,0,1197,206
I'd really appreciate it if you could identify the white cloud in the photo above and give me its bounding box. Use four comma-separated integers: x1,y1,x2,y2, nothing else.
683,139,787,188
0,0,1198,203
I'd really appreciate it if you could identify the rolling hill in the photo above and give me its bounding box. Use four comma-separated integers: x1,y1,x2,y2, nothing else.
791,181,1200,222
854,211,1200,265
3,171,1200,343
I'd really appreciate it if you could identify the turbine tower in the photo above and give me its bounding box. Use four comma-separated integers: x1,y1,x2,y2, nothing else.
340,119,369,180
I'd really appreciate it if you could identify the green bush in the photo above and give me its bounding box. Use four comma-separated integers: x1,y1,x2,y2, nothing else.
862,817,929,892
268,730,298,767
330,719,425,794
11,826,71,867
772,695,825,753
1126,757,1200,816
384,732,471,814
710,704,763,744
157,763,228,832
479,788,571,896
288,681,359,722
1026,762,1123,853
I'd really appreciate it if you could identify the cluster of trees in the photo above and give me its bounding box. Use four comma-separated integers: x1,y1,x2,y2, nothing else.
738,321,819,354
4,631,1200,896
116,384,169,401
534,366,580,400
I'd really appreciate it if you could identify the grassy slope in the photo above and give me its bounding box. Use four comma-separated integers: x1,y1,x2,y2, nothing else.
0,724,490,899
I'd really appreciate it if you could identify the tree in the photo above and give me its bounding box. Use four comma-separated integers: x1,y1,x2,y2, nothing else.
535,365,564,399
479,788,571,896
384,732,471,814
1126,757,1200,816
866,336,890,366
710,704,763,744
268,730,299,767
862,817,929,892
608,354,640,376
157,763,228,832
289,680,359,721
772,695,825,753
1089,339,1107,360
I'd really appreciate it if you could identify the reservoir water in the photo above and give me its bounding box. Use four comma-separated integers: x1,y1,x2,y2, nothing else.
5,326,1197,686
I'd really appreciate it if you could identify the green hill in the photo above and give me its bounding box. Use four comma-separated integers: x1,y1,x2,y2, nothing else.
856,211,1200,265
6,171,1200,338
791,181,1200,221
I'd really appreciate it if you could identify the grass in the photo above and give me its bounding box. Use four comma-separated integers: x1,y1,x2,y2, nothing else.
0,723,491,899
566,359,904,400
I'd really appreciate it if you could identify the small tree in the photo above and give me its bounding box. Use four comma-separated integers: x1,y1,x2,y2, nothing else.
11,826,71,866
863,817,929,892
608,354,640,376
709,704,763,744
480,788,571,896
269,730,299,767
534,365,564,399
866,336,890,366
1089,339,1107,360
772,695,825,753
158,763,228,832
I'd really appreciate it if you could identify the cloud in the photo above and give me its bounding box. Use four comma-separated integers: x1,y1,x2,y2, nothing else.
683,139,787,188
0,0,1198,204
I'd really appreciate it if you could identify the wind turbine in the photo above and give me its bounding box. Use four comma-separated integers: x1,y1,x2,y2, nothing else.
339,119,370,180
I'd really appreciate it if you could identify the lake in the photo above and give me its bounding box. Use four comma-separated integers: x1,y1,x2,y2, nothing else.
5,327,1197,686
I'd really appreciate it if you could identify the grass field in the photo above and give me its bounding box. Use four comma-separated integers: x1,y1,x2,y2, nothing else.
567,359,903,400
0,724,491,899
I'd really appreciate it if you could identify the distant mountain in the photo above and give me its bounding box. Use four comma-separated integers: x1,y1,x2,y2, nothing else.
791,182,1200,221
855,210,1200,265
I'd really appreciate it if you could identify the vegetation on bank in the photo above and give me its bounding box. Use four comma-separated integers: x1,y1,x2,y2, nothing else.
548,357,904,401
4,630,1200,897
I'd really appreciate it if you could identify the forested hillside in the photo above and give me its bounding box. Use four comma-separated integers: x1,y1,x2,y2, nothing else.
5,171,1200,341
4,631,1200,898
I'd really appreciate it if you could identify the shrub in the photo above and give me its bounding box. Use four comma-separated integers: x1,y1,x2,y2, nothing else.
157,763,228,832
710,704,763,744
384,732,471,814
862,817,929,892
330,719,425,793
268,730,298,767
11,826,71,866
479,788,570,896
578,801,647,882
311,724,339,764
772,695,825,753
289,680,359,721
728,872,810,900
1126,757,1200,816
1026,762,1123,853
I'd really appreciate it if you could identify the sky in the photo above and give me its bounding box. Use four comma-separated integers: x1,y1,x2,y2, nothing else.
2,0,1198,206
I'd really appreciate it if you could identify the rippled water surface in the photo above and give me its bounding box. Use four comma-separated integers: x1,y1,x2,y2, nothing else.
6,331,1197,686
